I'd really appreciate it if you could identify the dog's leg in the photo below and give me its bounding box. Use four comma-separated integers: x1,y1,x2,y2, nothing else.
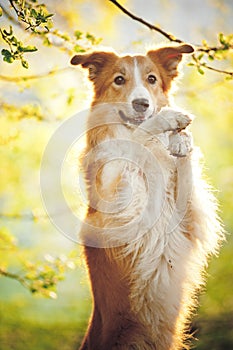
78,306,102,350
78,339,88,350
168,130,193,157
163,131,222,349
133,107,192,143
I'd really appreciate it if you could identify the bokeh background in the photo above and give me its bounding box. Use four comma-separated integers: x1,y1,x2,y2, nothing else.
0,0,232,349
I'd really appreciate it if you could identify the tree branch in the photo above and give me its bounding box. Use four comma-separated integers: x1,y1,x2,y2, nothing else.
0,267,28,288
0,67,72,82
109,0,182,43
109,0,233,77
199,64,233,77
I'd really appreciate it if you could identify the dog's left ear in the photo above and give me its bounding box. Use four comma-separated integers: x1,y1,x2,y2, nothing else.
147,44,194,91
70,51,117,81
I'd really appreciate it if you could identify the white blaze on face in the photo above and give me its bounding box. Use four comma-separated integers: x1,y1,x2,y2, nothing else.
127,58,155,119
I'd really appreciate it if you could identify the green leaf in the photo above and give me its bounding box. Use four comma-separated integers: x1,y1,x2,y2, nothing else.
1,49,12,58
74,44,86,53
74,30,83,40
60,33,70,41
43,37,51,46
86,32,96,44
22,45,38,52
1,49,14,63
3,56,14,63
197,67,205,75
30,8,38,18
21,59,29,69
219,33,226,45
10,36,18,46
45,14,54,19
202,39,208,48
3,26,13,36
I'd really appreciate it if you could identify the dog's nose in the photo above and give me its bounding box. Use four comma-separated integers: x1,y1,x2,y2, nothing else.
132,98,150,113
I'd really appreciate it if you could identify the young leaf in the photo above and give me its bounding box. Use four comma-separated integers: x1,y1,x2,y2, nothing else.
45,14,54,19
3,28,13,36
1,49,12,57
74,30,83,40
21,59,29,69
197,67,205,75
30,8,38,18
3,56,14,63
74,44,86,53
22,45,38,52
219,33,226,45
11,36,18,46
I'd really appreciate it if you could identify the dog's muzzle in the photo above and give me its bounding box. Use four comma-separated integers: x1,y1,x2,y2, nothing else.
119,110,153,125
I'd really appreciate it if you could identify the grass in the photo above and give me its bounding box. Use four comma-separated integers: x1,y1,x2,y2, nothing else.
0,316,82,350
0,238,232,350
0,268,91,350
192,313,233,350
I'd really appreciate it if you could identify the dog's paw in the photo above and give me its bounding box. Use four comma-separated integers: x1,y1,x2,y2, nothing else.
168,131,193,157
156,107,192,133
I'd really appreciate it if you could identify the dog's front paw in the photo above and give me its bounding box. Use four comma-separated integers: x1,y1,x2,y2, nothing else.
156,107,192,133
168,131,193,157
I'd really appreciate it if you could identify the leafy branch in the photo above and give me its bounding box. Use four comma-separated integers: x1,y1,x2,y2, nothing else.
0,226,80,298
109,0,233,78
0,0,101,69
0,25,37,68
8,0,53,32
0,0,53,68
0,268,29,289
0,255,77,298
191,34,233,77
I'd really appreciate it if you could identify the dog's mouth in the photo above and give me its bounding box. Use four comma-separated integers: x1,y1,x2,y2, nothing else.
119,110,152,125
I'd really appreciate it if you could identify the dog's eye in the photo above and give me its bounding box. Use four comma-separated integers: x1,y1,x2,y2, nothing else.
114,76,125,85
147,75,157,85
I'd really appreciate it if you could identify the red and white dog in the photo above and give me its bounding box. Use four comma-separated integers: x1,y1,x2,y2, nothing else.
71,44,223,350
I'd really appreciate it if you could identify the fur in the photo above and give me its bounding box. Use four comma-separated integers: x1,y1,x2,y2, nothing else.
71,44,224,350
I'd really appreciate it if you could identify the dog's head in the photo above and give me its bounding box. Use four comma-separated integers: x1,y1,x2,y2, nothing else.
71,44,194,125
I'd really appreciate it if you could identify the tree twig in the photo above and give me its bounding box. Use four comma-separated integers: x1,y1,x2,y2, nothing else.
0,267,28,288
109,0,233,77
0,67,72,82
200,64,233,76
109,0,182,43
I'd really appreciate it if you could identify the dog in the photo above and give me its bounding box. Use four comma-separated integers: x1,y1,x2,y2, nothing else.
71,44,224,350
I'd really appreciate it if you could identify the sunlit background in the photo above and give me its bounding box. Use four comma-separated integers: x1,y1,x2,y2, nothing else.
0,0,233,349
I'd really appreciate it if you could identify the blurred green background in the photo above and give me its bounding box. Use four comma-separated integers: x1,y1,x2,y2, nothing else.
0,1,232,349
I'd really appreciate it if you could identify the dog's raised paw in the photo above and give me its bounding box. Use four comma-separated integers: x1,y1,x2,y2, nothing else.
168,131,193,157
156,107,193,133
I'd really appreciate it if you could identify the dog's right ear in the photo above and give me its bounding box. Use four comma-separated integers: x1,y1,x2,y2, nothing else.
70,51,118,81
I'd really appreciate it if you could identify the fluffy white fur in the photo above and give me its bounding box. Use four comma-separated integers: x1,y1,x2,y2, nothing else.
71,47,224,350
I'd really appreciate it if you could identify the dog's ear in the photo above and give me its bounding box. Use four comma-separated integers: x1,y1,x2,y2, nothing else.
70,51,118,81
147,44,194,91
